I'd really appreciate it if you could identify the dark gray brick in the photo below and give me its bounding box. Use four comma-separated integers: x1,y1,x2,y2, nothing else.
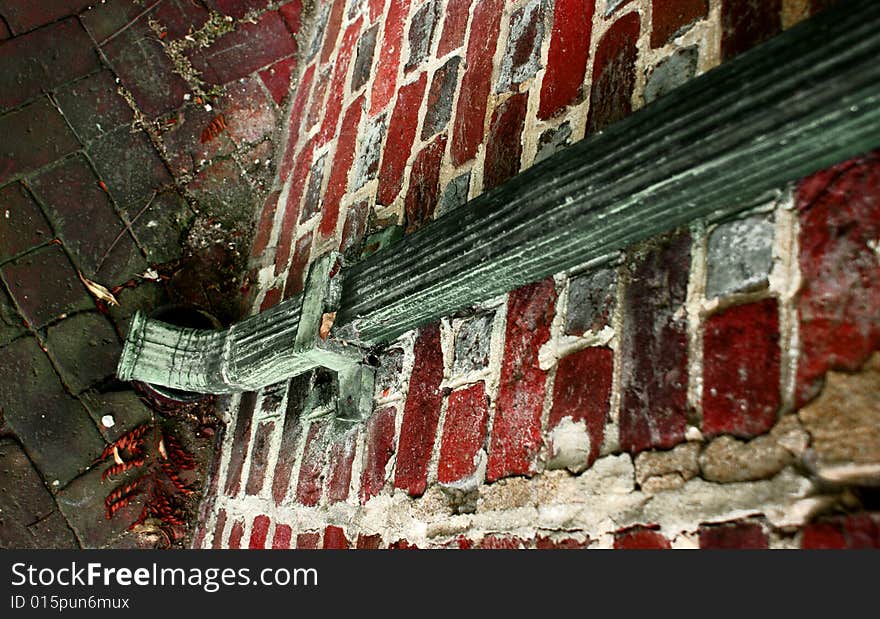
496,0,545,93
353,115,387,190
352,23,379,92
706,214,774,298
45,313,122,394
453,313,494,375
437,171,471,217
535,121,572,164
422,55,461,140
300,152,328,222
644,46,699,105
406,0,441,73
81,390,154,444
565,266,617,335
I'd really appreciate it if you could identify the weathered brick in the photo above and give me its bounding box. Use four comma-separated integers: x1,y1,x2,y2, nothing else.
279,1,303,34
324,428,357,503
451,0,502,165
318,0,346,64
245,420,276,495
452,313,494,376
0,97,80,186
188,11,296,86
395,323,444,496
272,375,308,505
547,347,614,470
323,525,350,549
300,152,328,222
284,232,313,298
352,23,379,92
296,531,320,548
339,200,370,258
211,509,227,549
437,172,471,217
159,107,234,180
224,392,258,496
406,0,441,73
437,0,473,55
487,279,556,481
370,0,410,115
643,46,698,105
368,0,387,21
0,183,52,262
209,0,270,19
377,76,426,205
296,419,330,506
0,0,93,35
130,190,192,265
307,67,332,130
80,390,153,444
352,113,386,190
55,70,134,145
721,0,782,62
437,382,490,484
535,536,591,549
619,231,690,453
480,535,528,549
496,0,545,92
248,515,271,549
251,190,280,261
360,406,397,503
272,523,293,549
699,520,769,549
795,153,880,406
278,64,315,183
483,92,527,191
651,0,708,48
0,18,8,39
0,18,99,112
320,96,365,238
705,215,774,298
185,157,258,228
422,55,461,140
1,245,93,328
586,11,640,135
356,533,383,549
538,0,595,119
227,519,245,548
44,313,121,394
0,336,103,487
260,56,298,105
404,134,446,233
318,18,363,146
565,267,617,335
152,0,211,39
276,140,315,276
0,287,25,347
221,77,277,146
534,121,572,164
801,514,880,549
613,526,671,549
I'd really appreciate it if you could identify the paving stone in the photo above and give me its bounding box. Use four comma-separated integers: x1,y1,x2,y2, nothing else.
131,190,194,265
437,0,473,56
279,1,303,36
0,286,25,346
0,336,103,486
404,134,446,233
644,46,699,105
0,439,78,549
369,0,408,114
565,266,617,335
405,0,441,73
152,0,212,39
259,56,298,105
0,18,99,113
208,0,270,19
319,96,364,238
80,390,154,444
534,121,572,164
422,55,460,141
106,281,168,340
538,0,595,119
220,77,277,146
452,313,494,375
55,70,135,145
0,97,80,186
586,11,640,135
0,0,93,35
186,157,258,229
721,0,782,62
351,23,379,92
705,214,774,298
352,113,386,190
188,11,296,86
437,171,471,217
496,0,545,92
300,152,328,222
0,182,53,262
1,245,93,328
651,0,708,48
44,313,122,394
89,126,172,219
484,91,527,191
160,105,236,179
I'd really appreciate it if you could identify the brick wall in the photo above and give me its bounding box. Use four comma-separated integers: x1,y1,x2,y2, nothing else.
199,0,880,549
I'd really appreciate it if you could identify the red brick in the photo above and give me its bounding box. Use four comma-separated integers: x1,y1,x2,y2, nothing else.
279,64,316,182
283,232,313,298
0,0,93,35
720,0,782,62
377,75,427,205
320,95,366,238
487,279,557,481
801,514,880,549
388,539,418,549
209,0,269,19
538,0,595,120
480,535,528,549
395,323,444,496
339,200,370,258
272,376,309,505
619,231,690,453
586,12,640,136
224,392,258,496
211,509,228,549
251,190,280,260
0,183,52,262
360,406,397,503
188,11,296,85
437,382,490,484
228,519,246,548
483,92,527,191
451,0,503,165
296,419,330,506
248,515,271,549
370,0,410,115
404,134,447,233
699,521,768,549
325,429,357,503
245,420,276,495
272,524,293,549
800,522,847,549
323,525,350,549
260,57,298,105
55,70,134,144
614,526,671,549
535,536,590,549
318,18,364,145
279,1,303,35
702,300,780,439
357,533,383,549
548,347,614,469
651,0,708,48
220,77,277,146
437,0,474,56
306,67,332,129
795,153,880,406
297,532,321,548
0,97,79,186
275,140,314,276
0,18,99,112
369,0,387,21
152,0,211,39
318,0,347,64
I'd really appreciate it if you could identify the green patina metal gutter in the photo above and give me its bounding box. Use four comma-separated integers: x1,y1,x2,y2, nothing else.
117,0,880,419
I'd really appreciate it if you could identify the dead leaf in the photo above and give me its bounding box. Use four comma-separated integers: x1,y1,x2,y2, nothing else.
158,438,167,460
112,446,123,465
319,312,336,340
78,271,120,307
139,268,160,281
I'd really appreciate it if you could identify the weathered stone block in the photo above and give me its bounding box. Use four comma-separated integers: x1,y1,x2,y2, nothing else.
705,214,774,298
437,171,471,217
453,313,494,376
643,46,699,104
